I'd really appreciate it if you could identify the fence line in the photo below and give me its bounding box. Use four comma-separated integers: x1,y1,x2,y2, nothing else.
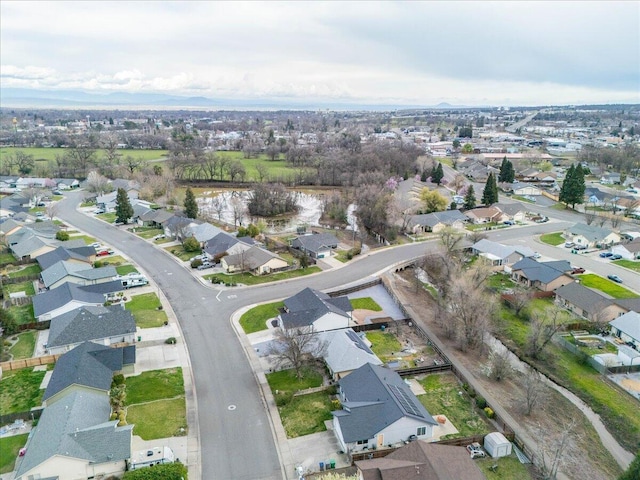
0,408,43,427
0,353,60,372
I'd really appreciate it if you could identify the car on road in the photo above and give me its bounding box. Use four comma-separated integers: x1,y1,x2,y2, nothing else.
607,274,623,283
610,254,623,260
574,244,587,251
572,267,585,274
564,242,574,248
197,262,214,270
52,190,63,195
599,252,613,258
466,442,486,459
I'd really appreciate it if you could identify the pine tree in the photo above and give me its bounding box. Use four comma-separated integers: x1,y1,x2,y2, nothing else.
114,188,133,224
432,163,444,185
464,185,477,210
498,157,515,183
482,173,498,205
184,187,198,219
559,163,585,209
498,157,508,182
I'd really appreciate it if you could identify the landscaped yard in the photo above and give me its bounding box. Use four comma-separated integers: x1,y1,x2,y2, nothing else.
366,330,403,362
277,391,333,438
477,453,535,480
575,274,639,298
612,259,640,272
266,368,323,394
125,292,167,328
67,234,98,245
0,368,45,415
8,331,36,360
206,266,321,286
0,433,29,474
116,265,138,276
486,273,516,291
239,301,284,334
540,232,565,246
7,264,41,278
125,368,184,405
417,373,490,438
164,245,199,262
94,255,126,265
350,297,382,311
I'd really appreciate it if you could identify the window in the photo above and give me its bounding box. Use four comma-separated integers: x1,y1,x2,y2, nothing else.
356,439,369,445
417,426,426,436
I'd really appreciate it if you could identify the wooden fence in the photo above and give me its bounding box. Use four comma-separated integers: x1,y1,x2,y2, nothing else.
0,407,43,427
0,353,60,372
328,278,381,297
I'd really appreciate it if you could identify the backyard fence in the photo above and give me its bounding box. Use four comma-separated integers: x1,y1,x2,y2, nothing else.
0,408,43,427
328,278,381,297
2,273,40,284
0,353,59,372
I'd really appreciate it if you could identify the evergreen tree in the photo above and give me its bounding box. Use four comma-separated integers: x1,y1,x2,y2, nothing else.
432,162,444,185
498,157,515,183
464,185,477,210
114,188,133,224
482,173,498,205
184,187,198,219
559,163,585,209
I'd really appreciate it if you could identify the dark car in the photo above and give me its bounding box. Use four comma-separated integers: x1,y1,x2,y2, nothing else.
610,254,623,260
607,274,623,283
572,267,585,274
600,252,613,258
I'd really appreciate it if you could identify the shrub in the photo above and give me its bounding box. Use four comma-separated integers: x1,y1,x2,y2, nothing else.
190,259,203,268
275,390,294,407
331,399,342,410
112,374,125,386
475,396,487,409
165,337,177,345
122,461,188,479
182,236,200,252
484,407,495,419
55,230,69,241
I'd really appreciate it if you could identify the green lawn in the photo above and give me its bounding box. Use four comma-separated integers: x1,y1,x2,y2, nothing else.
164,245,199,262
366,330,403,361
540,232,565,246
207,266,321,286
0,251,15,265
0,147,168,168
0,368,45,415
7,304,35,325
266,368,323,394
477,453,535,480
0,433,29,474
512,195,536,204
7,264,41,278
126,398,187,440
96,212,117,223
67,234,98,245
278,391,333,438
125,368,184,405
486,273,516,291
417,374,490,438
575,274,639,298
239,301,284,334
94,255,126,265
133,227,163,239
3,280,35,296
350,297,382,311
116,265,138,275
612,259,640,272
8,331,36,360
125,293,168,328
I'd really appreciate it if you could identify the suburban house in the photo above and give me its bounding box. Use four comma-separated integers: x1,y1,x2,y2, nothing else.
471,239,535,267
96,189,139,213
565,223,621,248
164,215,192,240
279,287,352,332
320,329,383,380
33,282,107,321
464,206,504,224
291,233,340,259
46,305,137,355
36,245,96,270
554,282,621,322
510,258,573,292
138,208,175,229
332,363,438,453
40,260,117,289
611,238,640,260
203,232,253,260
14,343,134,480
9,235,56,260
355,441,486,480
221,245,288,275
0,218,22,239
408,210,467,234
609,311,640,350
494,203,528,222
187,222,224,246
600,173,622,185
510,182,542,196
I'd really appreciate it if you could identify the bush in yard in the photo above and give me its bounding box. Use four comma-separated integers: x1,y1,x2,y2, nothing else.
475,396,487,409
182,236,200,252
112,374,125,386
123,461,188,480
331,399,342,410
165,337,177,345
275,390,293,407
55,230,69,241
484,407,495,419
190,259,203,268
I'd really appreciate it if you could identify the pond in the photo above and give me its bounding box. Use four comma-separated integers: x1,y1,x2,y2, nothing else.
197,190,357,234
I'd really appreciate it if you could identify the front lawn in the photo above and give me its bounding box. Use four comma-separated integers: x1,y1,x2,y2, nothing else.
94,255,126,265
125,368,184,405
612,259,640,272
8,331,36,360
350,297,382,311
116,265,138,276
266,368,323,394
0,433,29,474
126,397,187,440
125,292,168,328
164,245,199,262
278,391,333,438
239,301,284,334
0,368,45,415
96,212,117,223
7,264,41,278
207,266,321,286
133,227,163,239
67,234,98,245
366,330,403,361
540,232,565,246
575,274,639,298
417,373,490,438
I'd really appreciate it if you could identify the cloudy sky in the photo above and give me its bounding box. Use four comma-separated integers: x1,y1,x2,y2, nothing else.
1,1,638,106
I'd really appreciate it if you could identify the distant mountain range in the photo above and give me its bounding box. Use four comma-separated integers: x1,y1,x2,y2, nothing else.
0,87,479,111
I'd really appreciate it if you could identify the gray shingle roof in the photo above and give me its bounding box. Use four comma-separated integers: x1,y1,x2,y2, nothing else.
37,246,93,270
41,260,88,288
189,222,224,242
47,305,136,349
554,282,613,313
281,287,351,329
567,223,615,242
472,239,535,260
511,258,572,284
224,245,284,270
610,311,640,342
321,329,382,375
33,282,105,319
291,233,339,254
11,234,50,258
334,363,436,443
203,232,246,256
410,210,468,228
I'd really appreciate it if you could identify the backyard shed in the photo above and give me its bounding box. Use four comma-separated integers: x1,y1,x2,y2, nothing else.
484,432,512,458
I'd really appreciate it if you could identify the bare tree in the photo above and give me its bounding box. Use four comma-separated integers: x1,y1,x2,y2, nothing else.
254,163,269,183
210,195,227,222
536,418,579,480
526,308,564,359
45,202,58,221
609,212,622,229
485,347,514,381
452,174,466,193
269,326,326,379
438,227,465,257
520,368,547,416
230,195,245,226
509,288,534,316
584,207,597,226
85,170,112,194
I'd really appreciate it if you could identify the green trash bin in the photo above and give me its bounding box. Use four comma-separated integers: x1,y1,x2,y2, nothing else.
330,460,335,469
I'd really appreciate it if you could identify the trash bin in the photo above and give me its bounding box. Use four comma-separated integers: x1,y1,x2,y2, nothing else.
330,460,336,469
319,462,324,471
137,336,141,342
381,325,386,331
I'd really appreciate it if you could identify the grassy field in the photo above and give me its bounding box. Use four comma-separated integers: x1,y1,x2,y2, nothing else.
366,330,403,362
125,292,168,328
126,398,187,440
116,265,138,275
8,331,36,360
266,368,323,394
0,368,45,415
3,280,35,296
0,147,168,166
417,373,490,438
207,266,321,286
0,433,29,474
278,391,333,438
477,453,536,480
239,301,284,334
540,232,565,246
125,368,184,405
576,273,639,298
612,259,640,272
350,297,382,311
7,264,41,278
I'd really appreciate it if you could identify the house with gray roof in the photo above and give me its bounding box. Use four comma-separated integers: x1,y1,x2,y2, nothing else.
612,238,640,260
186,222,224,245
510,258,573,292
610,311,640,350
554,282,620,322
291,233,339,259
408,210,468,234
494,203,528,222
33,282,106,321
46,306,136,355
41,260,117,290
10,234,56,260
221,245,288,275
279,287,352,332
332,363,437,453
472,239,535,267
0,218,22,238
96,189,138,213
138,208,175,228
320,329,382,380
36,245,95,270
203,231,252,260
565,223,620,248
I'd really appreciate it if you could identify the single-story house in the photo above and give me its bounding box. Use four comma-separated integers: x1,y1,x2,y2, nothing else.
204,232,253,260
41,260,117,290
96,189,138,213
609,311,640,350
494,203,528,223
554,282,621,322
565,223,621,248
221,245,288,275
511,182,542,196
600,173,622,185
408,210,468,234
464,206,504,224
0,218,22,239
36,245,96,270
10,235,56,260
188,222,224,246
291,233,340,259
138,208,175,228
320,329,383,380
511,258,573,292
279,287,352,332
472,239,535,267
611,239,640,260
355,440,485,480
33,282,107,321
333,363,438,453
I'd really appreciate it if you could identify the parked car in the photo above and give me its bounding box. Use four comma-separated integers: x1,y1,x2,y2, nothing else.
535,216,549,223
52,190,63,195
574,244,587,251
190,254,206,262
610,254,623,260
96,249,114,257
572,267,585,274
466,442,486,459
533,252,541,259
503,220,515,226
153,234,166,240
599,252,613,258
564,242,575,248
94,208,105,214
607,274,623,283
197,262,214,270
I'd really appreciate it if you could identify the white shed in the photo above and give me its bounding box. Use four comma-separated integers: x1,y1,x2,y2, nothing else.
484,432,512,458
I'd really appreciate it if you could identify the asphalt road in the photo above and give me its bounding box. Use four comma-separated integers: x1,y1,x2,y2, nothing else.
55,191,630,479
